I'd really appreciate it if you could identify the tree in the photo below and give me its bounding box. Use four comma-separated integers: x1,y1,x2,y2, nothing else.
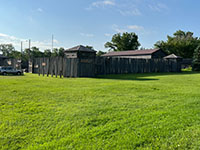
97,51,106,56
0,44,15,57
104,32,140,51
23,47,43,60
10,51,21,59
58,47,65,57
52,48,59,57
154,30,200,58
85,45,95,51
44,49,52,57
192,45,200,71
31,47,43,58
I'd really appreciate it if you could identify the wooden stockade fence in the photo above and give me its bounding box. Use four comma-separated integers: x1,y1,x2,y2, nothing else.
30,56,182,78
96,57,182,75
30,57,96,77
31,57,80,77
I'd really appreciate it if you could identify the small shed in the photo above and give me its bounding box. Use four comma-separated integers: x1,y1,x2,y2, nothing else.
102,49,167,59
64,45,96,59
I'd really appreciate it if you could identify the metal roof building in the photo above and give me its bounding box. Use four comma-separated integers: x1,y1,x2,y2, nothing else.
102,49,167,59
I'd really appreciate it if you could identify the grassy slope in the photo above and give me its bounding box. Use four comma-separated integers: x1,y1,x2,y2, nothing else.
0,72,200,150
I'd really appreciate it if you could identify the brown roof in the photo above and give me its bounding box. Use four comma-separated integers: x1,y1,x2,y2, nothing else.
102,49,160,57
65,45,96,52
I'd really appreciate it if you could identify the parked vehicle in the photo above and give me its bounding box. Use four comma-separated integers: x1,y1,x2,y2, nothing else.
0,66,23,75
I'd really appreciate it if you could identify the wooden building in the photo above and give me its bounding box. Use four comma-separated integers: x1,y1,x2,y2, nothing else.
102,49,167,59
64,45,96,59
64,45,97,77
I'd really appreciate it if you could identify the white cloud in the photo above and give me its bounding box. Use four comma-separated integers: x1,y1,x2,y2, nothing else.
112,24,127,33
119,8,141,16
86,0,115,10
127,25,144,31
87,0,168,16
80,33,94,37
148,3,168,12
0,33,21,44
87,0,142,16
110,24,150,36
0,33,59,51
92,0,115,7
37,8,43,12
104,33,112,37
0,33,8,37
53,39,59,44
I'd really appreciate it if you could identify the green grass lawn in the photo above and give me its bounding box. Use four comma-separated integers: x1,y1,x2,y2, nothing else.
1,72,200,150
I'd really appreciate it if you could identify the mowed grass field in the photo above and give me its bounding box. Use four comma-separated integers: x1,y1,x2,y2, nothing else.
1,72,200,150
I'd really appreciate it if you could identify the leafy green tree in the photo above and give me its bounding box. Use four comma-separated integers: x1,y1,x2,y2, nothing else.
31,47,43,57
155,30,200,58
85,46,94,50
10,51,21,59
23,47,43,60
58,47,65,57
23,48,31,61
192,45,200,71
44,48,65,57
105,32,140,51
44,49,52,57
0,44,15,57
52,48,59,57
97,51,106,56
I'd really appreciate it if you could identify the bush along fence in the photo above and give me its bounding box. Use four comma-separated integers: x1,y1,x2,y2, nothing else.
29,56,182,78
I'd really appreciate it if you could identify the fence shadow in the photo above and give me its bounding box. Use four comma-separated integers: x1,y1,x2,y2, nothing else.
95,71,199,81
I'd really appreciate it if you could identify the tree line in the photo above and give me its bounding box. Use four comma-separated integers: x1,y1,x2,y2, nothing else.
0,44,65,61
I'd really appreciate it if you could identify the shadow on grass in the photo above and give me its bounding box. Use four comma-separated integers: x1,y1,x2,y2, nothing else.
95,71,200,81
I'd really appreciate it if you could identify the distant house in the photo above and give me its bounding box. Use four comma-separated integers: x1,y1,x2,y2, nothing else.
102,49,167,59
64,45,96,59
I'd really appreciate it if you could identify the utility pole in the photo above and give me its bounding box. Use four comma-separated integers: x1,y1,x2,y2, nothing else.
28,39,31,73
20,41,23,69
28,39,31,59
21,41,23,59
52,34,54,53
21,41,23,53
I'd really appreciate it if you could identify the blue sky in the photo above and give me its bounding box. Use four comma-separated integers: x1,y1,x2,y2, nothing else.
0,0,200,52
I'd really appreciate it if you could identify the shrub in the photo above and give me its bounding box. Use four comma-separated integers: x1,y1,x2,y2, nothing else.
192,45,200,71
